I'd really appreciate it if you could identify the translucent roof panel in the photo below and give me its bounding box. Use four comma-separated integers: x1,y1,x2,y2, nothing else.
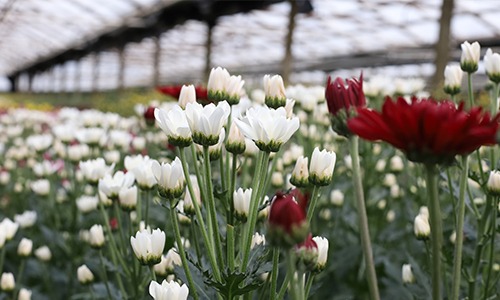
1,0,500,92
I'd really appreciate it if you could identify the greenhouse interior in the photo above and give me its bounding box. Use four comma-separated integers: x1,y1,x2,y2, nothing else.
1,0,500,299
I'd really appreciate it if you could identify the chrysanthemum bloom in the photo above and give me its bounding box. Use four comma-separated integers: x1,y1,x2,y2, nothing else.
152,157,185,200
325,74,366,137
155,105,192,147
153,248,182,276
17,238,32,257
185,101,230,146
484,48,500,83
0,218,19,242
347,97,500,165
149,280,189,300
225,121,246,154
235,106,299,152
79,158,114,185
98,171,135,200
130,229,166,265
177,85,197,109
309,147,336,186
34,246,52,262
414,214,430,240
267,189,309,248
0,272,15,292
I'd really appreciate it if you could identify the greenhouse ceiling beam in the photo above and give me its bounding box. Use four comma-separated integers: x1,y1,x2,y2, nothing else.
7,0,284,78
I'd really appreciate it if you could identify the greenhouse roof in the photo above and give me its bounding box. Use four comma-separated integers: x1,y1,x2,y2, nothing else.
0,0,500,91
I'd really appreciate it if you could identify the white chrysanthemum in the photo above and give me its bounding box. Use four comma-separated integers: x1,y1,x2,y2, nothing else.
402,264,415,284
485,48,500,83
235,106,299,152
14,211,37,228
178,85,197,109
313,236,329,271
460,41,480,73
98,171,135,200
185,101,230,146
233,188,252,220
155,106,192,147
309,147,336,186
290,156,309,187
89,224,105,248
79,158,114,185
130,229,166,265
149,280,189,300
151,157,185,200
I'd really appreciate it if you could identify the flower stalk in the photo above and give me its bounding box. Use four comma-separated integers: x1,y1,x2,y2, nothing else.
202,145,225,268
349,135,380,300
241,151,270,271
451,155,468,300
425,164,443,300
270,248,280,300
169,201,199,300
178,147,221,280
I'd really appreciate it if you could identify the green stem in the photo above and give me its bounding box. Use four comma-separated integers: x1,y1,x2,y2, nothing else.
0,246,5,274
270,248,280,300
88,286,97,300
241,151,270,271
98,203,131,278
467,72,474,108
178,147,220,280
99,250,113,300
202,146,225,269
349,136,380,300
150,265,157,281
483,196,499,299
277,270,292,300
113,202,128,254
14,258,26,300
469,194,493,300
305,274,315,299
143,189,150,228
229,153,238,225
286,250,299,300
227,225,235,272
425,164,443,300
451,155,469,300
306,185,320,224
170,203,199,300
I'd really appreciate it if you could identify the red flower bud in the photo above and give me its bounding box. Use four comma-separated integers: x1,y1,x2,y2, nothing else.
143,106,156,126
267,189,309,248
295,233,318,270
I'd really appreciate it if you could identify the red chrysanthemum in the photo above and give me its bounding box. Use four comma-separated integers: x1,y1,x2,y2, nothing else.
143,105,156,126
347,96,500,165
325,74,366,136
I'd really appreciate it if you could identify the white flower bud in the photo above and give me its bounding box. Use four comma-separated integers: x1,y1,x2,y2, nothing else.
313,236,329,272
290,156,309,187
17,238,33,257
484,48,500,83
389,155,404,172
18,287,32,300
330,189,344,207
444,65,463,95
178,85,196,109
77,265,94,284
89,224,105,248
251,232,266,249
487,170,500,196
414,214,430,240
0,272,15,292
34,246,52,262
309,147,336,186
460,41,480,73
402,264,415,284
